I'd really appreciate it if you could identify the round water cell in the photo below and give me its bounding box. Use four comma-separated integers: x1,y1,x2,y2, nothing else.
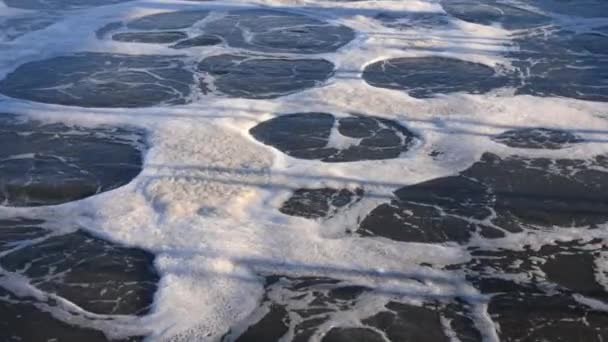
363,57,510,98
0,115,146,207
198,55,335,99
0,53,193,108
250,113,418,162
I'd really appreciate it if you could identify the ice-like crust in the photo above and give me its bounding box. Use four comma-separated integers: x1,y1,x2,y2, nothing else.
0,115,145,207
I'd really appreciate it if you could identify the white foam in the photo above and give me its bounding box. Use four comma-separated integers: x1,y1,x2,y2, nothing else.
0,0,606,340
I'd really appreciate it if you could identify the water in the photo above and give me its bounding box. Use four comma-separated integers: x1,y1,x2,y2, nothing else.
0,0,606,341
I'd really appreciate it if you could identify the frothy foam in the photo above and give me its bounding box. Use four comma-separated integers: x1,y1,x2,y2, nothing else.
0,0,606,340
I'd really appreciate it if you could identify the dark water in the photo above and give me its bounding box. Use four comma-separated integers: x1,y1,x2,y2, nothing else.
225,276,480,342
197,56,335,99
0,115,145,206
0,219,156,341
0,54,193,108
0,115,153,341
0,9,355,107
279,188,363,219
365,0,608,102
250,113,418,162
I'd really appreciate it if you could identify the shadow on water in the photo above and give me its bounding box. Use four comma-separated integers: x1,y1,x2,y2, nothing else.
6,101,608,143
142,159,608,216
